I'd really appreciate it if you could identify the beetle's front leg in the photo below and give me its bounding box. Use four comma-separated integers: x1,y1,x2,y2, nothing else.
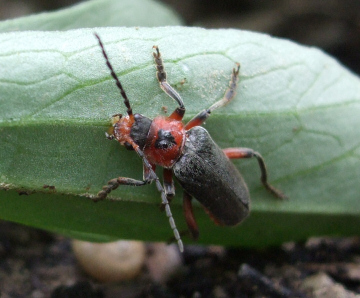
153,46,185,120
93,163,156,202
93,177,148,202
185,63,240,130
223,147,287,199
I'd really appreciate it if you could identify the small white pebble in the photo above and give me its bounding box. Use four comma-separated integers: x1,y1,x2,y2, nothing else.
145,243,182,283
301,272,359,298
72,240,146,283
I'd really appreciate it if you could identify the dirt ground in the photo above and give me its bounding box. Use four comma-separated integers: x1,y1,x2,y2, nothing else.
1,222,360,297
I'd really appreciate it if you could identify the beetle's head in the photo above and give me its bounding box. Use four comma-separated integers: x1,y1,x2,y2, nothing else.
106,113,132,145
108,113,152,151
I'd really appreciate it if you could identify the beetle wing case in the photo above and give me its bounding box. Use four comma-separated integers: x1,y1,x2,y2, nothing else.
173,126,250,226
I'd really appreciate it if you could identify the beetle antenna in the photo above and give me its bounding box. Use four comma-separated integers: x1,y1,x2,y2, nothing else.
94,33,133,116
133,144,184,252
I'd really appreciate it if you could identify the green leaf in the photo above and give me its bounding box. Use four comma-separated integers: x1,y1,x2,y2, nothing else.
0,0,182,32
1,27,360,248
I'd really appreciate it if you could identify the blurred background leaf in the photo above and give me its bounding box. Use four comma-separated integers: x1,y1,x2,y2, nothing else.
0,0,182,31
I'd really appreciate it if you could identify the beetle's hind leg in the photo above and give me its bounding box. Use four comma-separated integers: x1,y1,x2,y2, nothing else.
183,191,199,240
185,63,240,130
223,147,287,199
153,46,185,120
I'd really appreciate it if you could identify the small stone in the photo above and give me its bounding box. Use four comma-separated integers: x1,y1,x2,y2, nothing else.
145,243,182,283
72,240,146,283
301,272,360,298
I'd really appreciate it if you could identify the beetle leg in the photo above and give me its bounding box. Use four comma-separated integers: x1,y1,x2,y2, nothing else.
153,46,185,121
185,63,240,130
143,163,156,181
183,191,199,240
130,141,183,252
223,147,287,199
163,168,175,199
159,169,175,211
94,162,156,202
94,177,149,202
94,162,184,252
